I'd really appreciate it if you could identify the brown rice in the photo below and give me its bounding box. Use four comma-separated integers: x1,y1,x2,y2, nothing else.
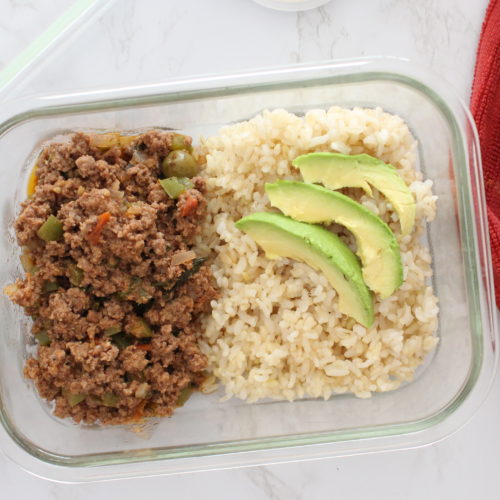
196,106,439,402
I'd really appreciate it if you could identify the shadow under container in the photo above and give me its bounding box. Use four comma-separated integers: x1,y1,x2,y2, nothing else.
0,59,496,482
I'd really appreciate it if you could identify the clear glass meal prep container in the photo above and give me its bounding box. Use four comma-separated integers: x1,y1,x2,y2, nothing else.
0,58,496,482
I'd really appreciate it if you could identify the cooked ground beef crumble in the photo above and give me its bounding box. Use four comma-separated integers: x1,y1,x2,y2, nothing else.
6,130,218,425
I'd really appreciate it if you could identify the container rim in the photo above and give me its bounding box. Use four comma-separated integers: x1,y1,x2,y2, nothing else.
0,0,114,102
0,57,497,482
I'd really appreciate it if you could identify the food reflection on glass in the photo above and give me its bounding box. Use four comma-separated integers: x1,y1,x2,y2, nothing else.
6,105,439,425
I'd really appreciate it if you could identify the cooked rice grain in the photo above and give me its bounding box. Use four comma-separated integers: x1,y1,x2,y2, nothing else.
197,106,439,402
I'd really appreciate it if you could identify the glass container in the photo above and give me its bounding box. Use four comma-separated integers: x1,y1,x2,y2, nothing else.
0,58,496,482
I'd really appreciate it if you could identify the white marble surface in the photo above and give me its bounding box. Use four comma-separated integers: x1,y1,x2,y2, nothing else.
1,0,499,498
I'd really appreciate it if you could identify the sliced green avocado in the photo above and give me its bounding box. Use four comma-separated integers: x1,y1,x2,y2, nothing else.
266,181,403,298
293,152,416,236
235,212,374,327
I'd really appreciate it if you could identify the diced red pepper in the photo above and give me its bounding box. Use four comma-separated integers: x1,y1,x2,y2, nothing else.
135,343,152,351
180,196,198,217
88,212,111,245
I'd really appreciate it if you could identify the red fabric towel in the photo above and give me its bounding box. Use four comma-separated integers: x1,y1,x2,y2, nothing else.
471,0,500,308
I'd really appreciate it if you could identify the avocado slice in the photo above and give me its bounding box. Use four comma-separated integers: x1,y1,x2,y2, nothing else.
235,212,374,327
293,152,416,236
266,181,403,298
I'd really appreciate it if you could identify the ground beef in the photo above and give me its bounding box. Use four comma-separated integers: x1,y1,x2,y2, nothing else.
7,131,218,425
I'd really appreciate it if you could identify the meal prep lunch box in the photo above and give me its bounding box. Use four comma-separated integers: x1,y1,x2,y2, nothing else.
0,57,497,481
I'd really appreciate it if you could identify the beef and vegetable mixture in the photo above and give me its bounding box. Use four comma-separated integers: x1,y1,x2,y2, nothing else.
6,130,218,425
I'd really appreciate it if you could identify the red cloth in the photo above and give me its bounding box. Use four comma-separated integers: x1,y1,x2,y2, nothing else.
471,0,500,307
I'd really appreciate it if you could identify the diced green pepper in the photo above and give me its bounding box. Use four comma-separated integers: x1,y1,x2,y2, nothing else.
42,280,59,293
128,317,153,338
65,391,86,407
103,325,122,337
138,289,152,300
159,177,193,199
176,386,194,407
34,330,50,346
113,291,127,302
170,133,193,152
68,262,84,286
159,177,185,199
128,277,152,302
85,395,100,406
102,392,120,407
20,252,36,274
125,371,146,383
37,215,63,242
152,281,172,288
111,332,134,349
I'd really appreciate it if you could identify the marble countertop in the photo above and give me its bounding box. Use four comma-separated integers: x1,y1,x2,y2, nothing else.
0,0,499,498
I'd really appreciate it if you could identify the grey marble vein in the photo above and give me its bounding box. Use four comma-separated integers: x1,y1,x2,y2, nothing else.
246,467,305,500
